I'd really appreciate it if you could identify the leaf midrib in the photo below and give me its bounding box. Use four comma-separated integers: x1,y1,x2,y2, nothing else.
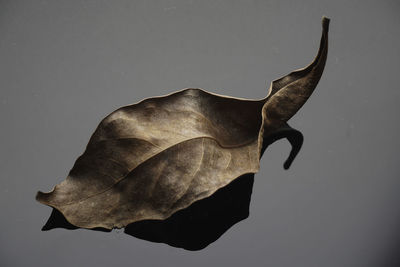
56,135,258,207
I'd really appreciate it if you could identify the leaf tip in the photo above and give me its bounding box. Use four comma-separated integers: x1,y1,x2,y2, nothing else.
35,191,48,204
322,16,330,32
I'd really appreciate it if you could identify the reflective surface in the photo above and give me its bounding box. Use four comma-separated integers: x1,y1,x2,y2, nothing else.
1,1,399,266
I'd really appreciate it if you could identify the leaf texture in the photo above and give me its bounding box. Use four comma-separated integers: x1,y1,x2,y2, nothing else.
36,17,329,230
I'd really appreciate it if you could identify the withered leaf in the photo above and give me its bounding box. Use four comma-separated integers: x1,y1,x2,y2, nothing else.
36,17,329,230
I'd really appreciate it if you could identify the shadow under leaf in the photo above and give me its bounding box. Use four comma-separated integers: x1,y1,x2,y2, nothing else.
124,173,255,250
41,125,303,250
42,208,111,232
42,173,254,250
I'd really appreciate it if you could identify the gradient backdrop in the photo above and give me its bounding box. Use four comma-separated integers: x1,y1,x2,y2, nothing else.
1,1,399,266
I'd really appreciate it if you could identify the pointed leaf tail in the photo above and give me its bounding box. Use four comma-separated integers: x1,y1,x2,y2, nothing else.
262,16,329,132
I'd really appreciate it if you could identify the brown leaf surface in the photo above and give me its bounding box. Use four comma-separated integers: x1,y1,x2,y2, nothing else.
36,17,329,230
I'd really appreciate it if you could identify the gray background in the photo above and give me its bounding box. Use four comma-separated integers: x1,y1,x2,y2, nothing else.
1,0,399,266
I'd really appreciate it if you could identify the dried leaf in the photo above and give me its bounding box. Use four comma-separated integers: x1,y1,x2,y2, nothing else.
36,17,329,230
